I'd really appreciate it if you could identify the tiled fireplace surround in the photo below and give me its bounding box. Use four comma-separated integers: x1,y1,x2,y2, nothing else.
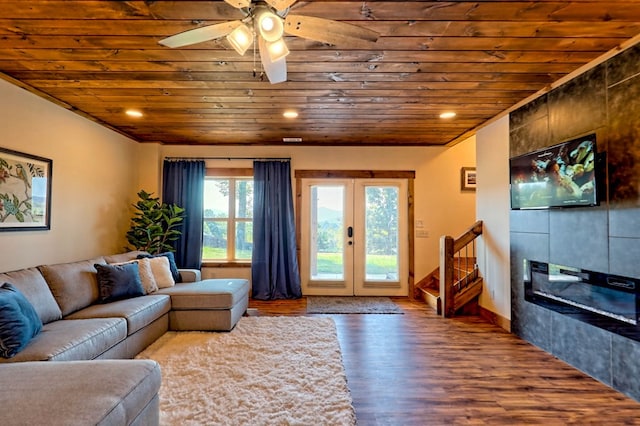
509,44,640,401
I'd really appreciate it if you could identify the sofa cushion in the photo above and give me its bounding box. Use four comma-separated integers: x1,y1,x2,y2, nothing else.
0,267,62,324
39,257,106,316
157,279,250,310
0,317,127,362
0,359,161,426
0,283,43,358
66,295,171,336
95,263,145,303
138,251,182,283
104,250,149,264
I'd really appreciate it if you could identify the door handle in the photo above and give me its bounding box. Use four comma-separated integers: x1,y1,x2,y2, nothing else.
347,226,353,238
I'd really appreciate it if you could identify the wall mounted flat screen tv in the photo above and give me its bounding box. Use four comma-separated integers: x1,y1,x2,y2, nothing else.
510,133,599,209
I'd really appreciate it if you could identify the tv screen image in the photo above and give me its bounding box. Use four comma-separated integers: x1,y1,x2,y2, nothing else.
510,133,598,209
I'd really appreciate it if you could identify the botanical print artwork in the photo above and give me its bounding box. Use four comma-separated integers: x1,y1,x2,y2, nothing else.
0,148,51,229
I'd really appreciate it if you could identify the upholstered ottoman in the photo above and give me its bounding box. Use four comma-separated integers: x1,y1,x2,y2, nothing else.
157,279,250,331
0,359,161,426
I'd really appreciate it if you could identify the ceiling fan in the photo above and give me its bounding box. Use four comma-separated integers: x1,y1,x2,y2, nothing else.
158,0,379,84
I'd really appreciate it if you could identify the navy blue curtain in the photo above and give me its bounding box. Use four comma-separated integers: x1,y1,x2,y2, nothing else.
252,161,302,300
162,160,205,269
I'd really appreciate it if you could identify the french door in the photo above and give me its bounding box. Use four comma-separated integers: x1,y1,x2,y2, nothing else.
300,178,408,296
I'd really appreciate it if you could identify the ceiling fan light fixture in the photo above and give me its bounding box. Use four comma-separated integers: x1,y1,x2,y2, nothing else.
159,1,381,85
256,8,284,42
227,23,253,55
266,38,289,62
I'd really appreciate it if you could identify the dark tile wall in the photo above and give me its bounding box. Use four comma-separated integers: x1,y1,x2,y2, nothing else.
509,43,640,401
608,72,640,205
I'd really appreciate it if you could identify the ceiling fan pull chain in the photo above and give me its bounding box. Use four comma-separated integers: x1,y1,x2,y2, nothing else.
253,30,257,77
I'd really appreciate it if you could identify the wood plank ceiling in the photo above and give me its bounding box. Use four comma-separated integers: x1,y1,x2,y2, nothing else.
0,1,639,146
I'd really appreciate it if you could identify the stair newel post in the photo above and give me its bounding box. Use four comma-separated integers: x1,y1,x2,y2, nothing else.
439,235,455,318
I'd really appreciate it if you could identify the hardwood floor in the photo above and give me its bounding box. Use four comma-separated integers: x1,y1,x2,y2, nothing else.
248,297,640,425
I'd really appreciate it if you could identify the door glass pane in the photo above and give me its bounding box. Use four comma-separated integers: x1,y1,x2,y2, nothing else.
310,185,344,280
365,186,399,281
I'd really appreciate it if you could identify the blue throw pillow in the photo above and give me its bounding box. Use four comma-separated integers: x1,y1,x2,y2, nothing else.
94,262,145,303
138,252,182,283
0,282,43,358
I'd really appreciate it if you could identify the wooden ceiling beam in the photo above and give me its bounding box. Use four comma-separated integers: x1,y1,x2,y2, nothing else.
1,19,638,38
1,2,639,22
0,48,604,63
0,35,629,52
0,60,582,74
12,71,565,83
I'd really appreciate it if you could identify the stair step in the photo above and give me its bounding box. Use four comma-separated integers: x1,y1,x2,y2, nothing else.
453,277,483,312
418,286,441,315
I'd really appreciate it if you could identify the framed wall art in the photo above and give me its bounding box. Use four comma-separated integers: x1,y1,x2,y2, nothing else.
0,147,52,231
461,167,476,192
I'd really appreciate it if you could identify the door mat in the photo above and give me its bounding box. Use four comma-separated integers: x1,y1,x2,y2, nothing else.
306,296,404,314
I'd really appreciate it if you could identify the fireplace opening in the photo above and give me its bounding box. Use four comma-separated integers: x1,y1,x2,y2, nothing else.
524,260,640,340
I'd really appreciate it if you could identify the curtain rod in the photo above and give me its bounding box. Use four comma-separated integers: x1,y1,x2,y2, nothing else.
165,156,290,161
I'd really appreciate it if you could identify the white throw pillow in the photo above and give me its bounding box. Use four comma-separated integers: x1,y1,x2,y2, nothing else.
111,259,158,294
148,256,175,289
136,257,158,294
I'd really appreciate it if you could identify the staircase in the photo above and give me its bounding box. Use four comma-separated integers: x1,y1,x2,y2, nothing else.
416,221,483,317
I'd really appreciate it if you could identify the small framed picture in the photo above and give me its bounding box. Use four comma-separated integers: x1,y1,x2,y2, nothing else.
0,147,52,231
461,167,476,192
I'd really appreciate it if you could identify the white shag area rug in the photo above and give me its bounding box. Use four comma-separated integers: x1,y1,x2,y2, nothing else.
136,316,355,426
306,296,404,314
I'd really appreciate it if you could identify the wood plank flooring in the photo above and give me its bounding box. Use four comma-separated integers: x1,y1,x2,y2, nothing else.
248,297,640,425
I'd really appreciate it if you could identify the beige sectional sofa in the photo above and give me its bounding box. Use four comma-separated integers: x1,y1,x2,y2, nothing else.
0,250,250,425
0,360,162,426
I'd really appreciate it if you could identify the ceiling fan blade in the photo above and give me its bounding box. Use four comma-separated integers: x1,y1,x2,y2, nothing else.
159,21,242,48
264,0,298,11
284,15,379,45
224,0,251,8
259,37,287,84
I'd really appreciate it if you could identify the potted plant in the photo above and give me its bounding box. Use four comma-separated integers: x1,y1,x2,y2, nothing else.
126,190,185,254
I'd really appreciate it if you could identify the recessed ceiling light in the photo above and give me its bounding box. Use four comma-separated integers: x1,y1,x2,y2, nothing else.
283,110,298,119
126,109,143,118
439,111,456,119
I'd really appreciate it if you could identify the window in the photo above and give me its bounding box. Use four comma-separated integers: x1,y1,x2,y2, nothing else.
203,170,253,262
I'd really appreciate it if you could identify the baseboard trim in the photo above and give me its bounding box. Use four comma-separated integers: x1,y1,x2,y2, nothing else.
479,305,511,332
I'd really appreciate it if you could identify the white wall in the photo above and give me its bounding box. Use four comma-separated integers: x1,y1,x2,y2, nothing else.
0,79,140,272
136,142,163,192
138,138,477,283
476,116,511,321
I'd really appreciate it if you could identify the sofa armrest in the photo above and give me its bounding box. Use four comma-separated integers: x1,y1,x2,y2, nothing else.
179,269,201,283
